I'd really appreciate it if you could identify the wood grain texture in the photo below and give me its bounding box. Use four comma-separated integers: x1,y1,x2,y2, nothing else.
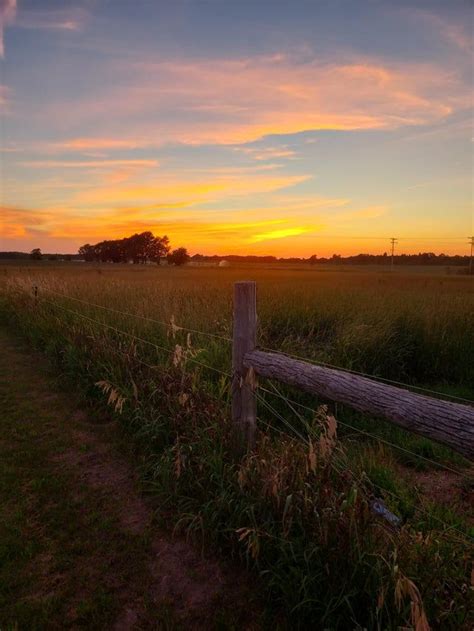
244,349,474,460
232,282,257,449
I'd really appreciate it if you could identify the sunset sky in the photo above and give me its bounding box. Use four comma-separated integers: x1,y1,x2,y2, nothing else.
0,0,472,256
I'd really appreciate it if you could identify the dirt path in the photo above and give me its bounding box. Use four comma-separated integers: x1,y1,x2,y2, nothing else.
0,329,257,630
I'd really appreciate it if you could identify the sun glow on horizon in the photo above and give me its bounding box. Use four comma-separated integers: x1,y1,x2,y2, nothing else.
0,1,472,257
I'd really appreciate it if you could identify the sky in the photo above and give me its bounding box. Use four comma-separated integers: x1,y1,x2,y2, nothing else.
0,0,473,257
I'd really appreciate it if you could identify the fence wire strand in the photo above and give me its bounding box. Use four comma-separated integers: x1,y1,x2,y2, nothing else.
42,298,232,380
257,387,473,545
258,382,472,480
41,286,233,344
40,292,471,478
37,285,473,406
31,291,474,544
258,344,474,406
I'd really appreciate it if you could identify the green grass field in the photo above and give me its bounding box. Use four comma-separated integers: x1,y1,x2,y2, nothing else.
1,262,473,629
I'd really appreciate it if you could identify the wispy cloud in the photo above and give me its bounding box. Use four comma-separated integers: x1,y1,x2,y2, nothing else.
405,7,473,54
15,7,88,33
56,138,147,151
0,203,314,250
0,83,10,110
20,159,159,169
68,173,310,208
0,0,15,58
346,206,388,220
38,54,471,147
0,205,53,239
1,2,88,59
234,145,298,161
248,226,311,243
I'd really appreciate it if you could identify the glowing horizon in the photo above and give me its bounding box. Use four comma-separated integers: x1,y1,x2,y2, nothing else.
0,1,472,257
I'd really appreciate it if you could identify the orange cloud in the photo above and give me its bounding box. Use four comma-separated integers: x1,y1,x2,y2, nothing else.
2,201,468,258
234,145,298,161
0,205,53,238
68,174,310,208
1,199,321,250
39,54,471,148
344,206,388,220
248,226,312,243
21,159,159,169
57,138,147,151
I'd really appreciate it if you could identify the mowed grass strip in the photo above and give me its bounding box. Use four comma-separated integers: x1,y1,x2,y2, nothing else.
0,330,171,629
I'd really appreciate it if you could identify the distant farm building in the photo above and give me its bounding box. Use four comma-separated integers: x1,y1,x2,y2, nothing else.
218,260,230,267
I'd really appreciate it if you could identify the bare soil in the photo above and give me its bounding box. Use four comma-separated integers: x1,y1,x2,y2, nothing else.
0,328,259,629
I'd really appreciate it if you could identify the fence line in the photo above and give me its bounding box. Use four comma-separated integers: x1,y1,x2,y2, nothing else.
231,281,474,460
258,344,474,405
256,389,473,545
245,347,474,459
42,298,232,380
32,289,473,543
41,286,233,344
44,291,468,478
37,284,473,405
39,287,474,461
258,383,471,480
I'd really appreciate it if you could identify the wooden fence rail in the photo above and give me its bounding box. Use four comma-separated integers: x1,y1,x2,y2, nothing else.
232,281,474,460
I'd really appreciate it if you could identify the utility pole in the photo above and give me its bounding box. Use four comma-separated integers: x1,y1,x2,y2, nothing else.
469,236,474,276
390,237,398,271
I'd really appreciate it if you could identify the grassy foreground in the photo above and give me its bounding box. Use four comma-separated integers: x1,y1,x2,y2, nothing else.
0,330,161,628
0,329,258,629
0,263,473,629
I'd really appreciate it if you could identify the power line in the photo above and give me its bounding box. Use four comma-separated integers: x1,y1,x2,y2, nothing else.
303,236,469,240
390,237,398,271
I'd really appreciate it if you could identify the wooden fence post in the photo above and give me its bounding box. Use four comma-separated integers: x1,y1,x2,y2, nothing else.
232,281,257,451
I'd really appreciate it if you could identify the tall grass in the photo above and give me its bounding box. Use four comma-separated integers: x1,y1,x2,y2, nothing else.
0,263,473,628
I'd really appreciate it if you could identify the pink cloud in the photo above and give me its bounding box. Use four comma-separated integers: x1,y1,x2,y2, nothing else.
0,0,16,58
0,83,10,110
57,138,147,151
15,7,88,33
405,8,473,54
40,54,472,147
20,159,159,169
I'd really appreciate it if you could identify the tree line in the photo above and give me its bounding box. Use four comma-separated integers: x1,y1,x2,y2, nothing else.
0,244,470,269
191,252,471,266
78,232,189,265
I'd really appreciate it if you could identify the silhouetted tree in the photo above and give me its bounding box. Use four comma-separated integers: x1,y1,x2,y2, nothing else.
78,244,95,261
167,247,190,266
30,248,42,260
78,232,170,264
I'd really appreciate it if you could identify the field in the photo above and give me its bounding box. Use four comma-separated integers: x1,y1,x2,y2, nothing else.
1,262,473,629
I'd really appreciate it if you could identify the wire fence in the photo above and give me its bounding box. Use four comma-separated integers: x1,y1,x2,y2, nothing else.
41,286,233,344
38,285,474,405
21,284,474,544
